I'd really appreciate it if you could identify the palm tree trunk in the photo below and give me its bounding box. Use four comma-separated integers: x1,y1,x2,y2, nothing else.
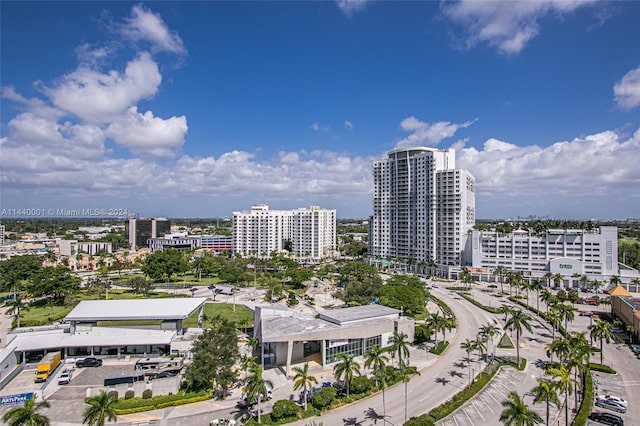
600,338,604,365
516,329,520,366
546,397,550,426
565,388,569,426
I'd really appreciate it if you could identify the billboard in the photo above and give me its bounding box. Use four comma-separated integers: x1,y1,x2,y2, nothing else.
1,392,34,407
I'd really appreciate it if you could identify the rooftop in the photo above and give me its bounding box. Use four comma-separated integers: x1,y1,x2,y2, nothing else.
64,297,207,321
319,304,400,325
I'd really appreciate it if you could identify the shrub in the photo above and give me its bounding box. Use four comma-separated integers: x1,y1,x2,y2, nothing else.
405,415,436,425
142,389,152,399
271,399,301,420
574,369,593,426
125,390,135,400
350,376,372,395
108,390,118,400
311,386,337,409
589,363,616,374
414,324,431,343
430,341,449,355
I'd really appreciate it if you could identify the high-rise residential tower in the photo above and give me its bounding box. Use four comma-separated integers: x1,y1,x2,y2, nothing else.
369,147,475,271
232,204,336,259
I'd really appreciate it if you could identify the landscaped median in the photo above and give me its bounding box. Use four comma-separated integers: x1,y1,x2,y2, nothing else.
405,356,527,426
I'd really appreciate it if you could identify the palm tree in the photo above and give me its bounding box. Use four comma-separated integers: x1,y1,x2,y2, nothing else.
364,345,389,376
543,272,553,289
499,391,543,426
479,322,501,360
6,295,28,328
372,366,389,425
609,275,622,288
540,289,555,314
426,312,446,345
499,304,513,325
548,365,576,426
546,307,562,340
473,337,487,363
82,390,117,426
389,331,411,367
245,364,273,424
531,278,544,313
532,378,561,426
332,353,361,398
3,396,50,426
545,337,571,365
567,332,594,408
504,309,533,366
494,265,508,294
292,363,318,411
460,338,476,383
557,304,577,332
239,354,257,383
589,320,613,365
520,279,533,308
441,315,456,342
553,273,564,290
398,360,419,424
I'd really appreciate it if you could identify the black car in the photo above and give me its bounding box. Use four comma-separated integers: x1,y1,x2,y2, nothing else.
76,357,103,368
588,412,624,425
153,371,176,379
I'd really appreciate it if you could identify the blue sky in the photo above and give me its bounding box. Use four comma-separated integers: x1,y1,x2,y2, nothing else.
1,1,639,220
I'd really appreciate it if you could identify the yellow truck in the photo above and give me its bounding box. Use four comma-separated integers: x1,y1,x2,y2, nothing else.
34,351,61,383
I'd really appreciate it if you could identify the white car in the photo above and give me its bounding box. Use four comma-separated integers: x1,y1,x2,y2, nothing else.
597,395,627,407
595,398,627,414
58,368,73,385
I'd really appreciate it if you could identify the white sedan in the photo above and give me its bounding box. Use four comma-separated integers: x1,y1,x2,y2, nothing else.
596,394,627,407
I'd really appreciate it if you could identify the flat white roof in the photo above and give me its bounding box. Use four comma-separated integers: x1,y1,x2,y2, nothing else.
319,304,400,325
64,298,207,321
3,327,176,353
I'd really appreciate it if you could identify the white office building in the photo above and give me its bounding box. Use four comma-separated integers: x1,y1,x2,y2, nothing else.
369,147,475,271
232,205,336,259
468,226,640,287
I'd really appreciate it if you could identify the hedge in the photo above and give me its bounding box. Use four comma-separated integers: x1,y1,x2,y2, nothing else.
573,369,593,426
459,293,501,314
111,391,210,414
588,363,616,374
429,341,449,355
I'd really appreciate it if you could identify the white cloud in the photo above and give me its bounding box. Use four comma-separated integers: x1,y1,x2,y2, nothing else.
344,120,354,130
457,128,640,198
43,52,162,124
614,66,640,110
118,4,187,55
395,116,477,148
310,121,329,132
336,0,371,17
105,107,188,157
441,0,595,54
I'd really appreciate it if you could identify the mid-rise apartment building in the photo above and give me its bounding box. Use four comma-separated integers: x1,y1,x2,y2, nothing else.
369,147,475,270
232,205,336,259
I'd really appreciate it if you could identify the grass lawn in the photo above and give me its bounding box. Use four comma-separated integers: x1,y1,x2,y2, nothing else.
183,302,254,330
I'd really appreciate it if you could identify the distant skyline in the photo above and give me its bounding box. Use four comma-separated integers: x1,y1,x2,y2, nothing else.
1,1,639,220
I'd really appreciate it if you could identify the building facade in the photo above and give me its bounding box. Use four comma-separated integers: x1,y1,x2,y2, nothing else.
58,240,113,256
127,218,171,250
232,204,336,259
468,226,640,286
148,233,201,253
199,235,233,252
369,147,475,270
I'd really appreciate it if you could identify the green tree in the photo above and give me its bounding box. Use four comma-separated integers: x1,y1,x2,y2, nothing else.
546,307,562,340
530,278,544,313
460,339,476,382
499,391,542,426
548,365,576,426
245,364,273,424
292,363,317,411
545,337,571,365
335,261,383,305
493,266,508,294
380,285,425,316
389,331,411,367
127,276,153,295
2,396,50,426
540,289,555,314
364,345,389,377
141,249,189,283
27,265,80,304
6,295,28,328
399,361,419,424
589,320,613,365
504,309,533,366
332,353,361,398
0,254,43,292
479,323,501,360
532,378,560,426
182,316,239,393
82,390,117,426
372,367,389,425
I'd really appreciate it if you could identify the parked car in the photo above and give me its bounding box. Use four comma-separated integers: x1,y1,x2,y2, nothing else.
597,395,628,407
629,344,640,354
595,398,627,413
588,412,624,425
58,368,73,385
76,357,102,368
579,311,593,316
153,371,176,379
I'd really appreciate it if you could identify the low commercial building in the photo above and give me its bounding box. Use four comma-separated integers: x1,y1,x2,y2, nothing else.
611,287,640,343
468,226,639,288
254,304,414,377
